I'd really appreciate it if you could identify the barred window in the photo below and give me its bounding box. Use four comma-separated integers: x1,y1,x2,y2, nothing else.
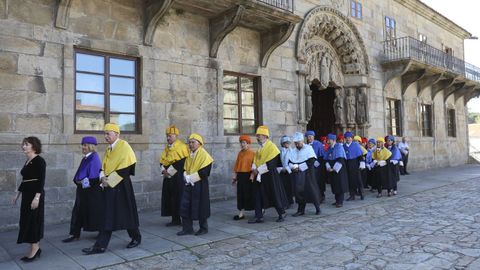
223,72,261,135
386,99,402,136
421,104,433,137
447,109,456,137
74,49,140,133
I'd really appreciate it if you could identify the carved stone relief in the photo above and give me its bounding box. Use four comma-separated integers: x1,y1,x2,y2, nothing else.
346,87,356,125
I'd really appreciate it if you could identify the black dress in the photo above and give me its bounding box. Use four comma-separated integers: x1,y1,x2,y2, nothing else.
17,155,46,244
180,164,212,220
327,157,349,195
161,158,186,218
236,172,255,211
103,164,140,231
279,170,294,205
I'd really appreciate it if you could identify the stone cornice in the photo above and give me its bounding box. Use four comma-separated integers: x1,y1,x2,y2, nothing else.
395,0,472,39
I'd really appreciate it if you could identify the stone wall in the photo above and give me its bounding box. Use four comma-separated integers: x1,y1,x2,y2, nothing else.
0,0,471,230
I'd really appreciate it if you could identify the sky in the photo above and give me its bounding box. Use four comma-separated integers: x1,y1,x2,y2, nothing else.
420,0,480,112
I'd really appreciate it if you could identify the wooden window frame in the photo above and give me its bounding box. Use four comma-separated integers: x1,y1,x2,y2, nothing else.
421,104,433,137
74,47,142,134
447,109,456,137
223,71,262,135
386,98,402,136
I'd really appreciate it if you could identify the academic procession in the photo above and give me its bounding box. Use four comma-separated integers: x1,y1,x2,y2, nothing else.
12,122,410,261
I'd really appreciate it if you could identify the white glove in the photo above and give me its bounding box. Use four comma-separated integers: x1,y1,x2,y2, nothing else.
298,162,308,172
359,161,366,170
378,160,387,167
184,172,194,186
81,177,90,189
390,160,399,165
314,161,320,168
325,162,332,171
400,161,404,167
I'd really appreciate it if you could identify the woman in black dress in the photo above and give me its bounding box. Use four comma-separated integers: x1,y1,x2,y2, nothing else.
12,137,46,262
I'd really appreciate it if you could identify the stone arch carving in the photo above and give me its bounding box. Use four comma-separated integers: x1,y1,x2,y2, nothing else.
296,6,370,134
296,6,369,76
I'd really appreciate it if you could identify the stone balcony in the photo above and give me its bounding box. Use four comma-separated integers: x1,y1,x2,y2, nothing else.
145,0,302,67
381,36,480,103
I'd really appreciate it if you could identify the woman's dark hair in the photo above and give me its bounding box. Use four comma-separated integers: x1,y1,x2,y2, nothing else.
22,137,42,154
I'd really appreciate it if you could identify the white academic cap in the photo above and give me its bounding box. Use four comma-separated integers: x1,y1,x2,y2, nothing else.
292,132,304,142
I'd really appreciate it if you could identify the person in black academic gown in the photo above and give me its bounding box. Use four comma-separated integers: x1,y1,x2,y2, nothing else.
289,132,321,216
160,125,189,227
82,123,141,255
62,136,103,243
177,133,213,236
13,137,46,262
248,126,288,224
324,134,349,208
343,132,365,201
372,137,393,198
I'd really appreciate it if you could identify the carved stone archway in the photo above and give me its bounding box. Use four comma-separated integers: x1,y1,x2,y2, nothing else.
296,6,370,135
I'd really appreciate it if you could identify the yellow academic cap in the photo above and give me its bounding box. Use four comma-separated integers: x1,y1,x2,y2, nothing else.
166,125,180,135
354,135,362,142
104,123,120,134
256,126,269,137
189,133,204,145
376,136,385,143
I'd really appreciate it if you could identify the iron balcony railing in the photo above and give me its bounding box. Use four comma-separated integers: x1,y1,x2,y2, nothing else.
383,36,480,83
258,0,294,13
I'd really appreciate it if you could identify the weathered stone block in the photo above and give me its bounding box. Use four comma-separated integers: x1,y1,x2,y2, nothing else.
0,52,18,73
0,152,24,170
9,0,54,26
0,34,44,55
45,169,70,188
0,114,12,132
0,170,16,192
17,55,61,78
15,114,50,133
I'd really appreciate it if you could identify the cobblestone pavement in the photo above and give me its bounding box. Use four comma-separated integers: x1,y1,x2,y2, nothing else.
100,176,480,270
2,165,480,270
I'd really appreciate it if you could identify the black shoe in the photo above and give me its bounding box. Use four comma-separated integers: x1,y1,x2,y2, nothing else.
82,247,105,255
62,236,79,243
126,238,141,248
315,208,321,215
248,218,264,224
360,195,364,200
336,204,343,208
377,193,382,198
176,230,194,236
405,172,410,175
21,248,41,262
195,229,208,236
233,215,245,221
331,202,337,206
346,196,355,201
292,212,304,217
276,213,286,222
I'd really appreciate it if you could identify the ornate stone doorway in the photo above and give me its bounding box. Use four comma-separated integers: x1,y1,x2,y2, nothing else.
307,84,336,136
296,6,371,135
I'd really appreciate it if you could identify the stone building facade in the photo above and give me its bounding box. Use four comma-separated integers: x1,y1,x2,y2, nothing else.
1,0,479,230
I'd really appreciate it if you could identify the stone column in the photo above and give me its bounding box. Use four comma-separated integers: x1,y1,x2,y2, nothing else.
297,67,308,127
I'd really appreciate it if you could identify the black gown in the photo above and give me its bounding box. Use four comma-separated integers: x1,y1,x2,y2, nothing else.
17,155,46,244
103,164,140,231
69,153,103,235
236,172,255,211
180,164,211,220
374,160,393,191
316,157,327,194
290,157,321,206
345,157,364,193
279,170,294,205
161,158,186,217
255,155,289,211
327,157,349,195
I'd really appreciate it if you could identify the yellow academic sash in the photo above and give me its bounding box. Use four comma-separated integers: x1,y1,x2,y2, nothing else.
159,140,189,166
184,147,214,175
102,139,137,175
372,147,392,161
360,145,368,156
253,139,280,167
